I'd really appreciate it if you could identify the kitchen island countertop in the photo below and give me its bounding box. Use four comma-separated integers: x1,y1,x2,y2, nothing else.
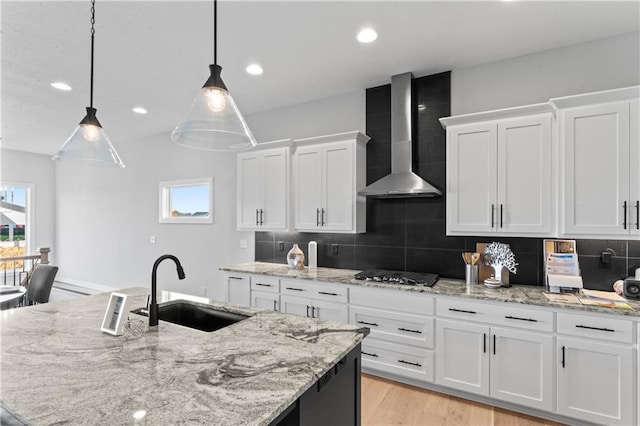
221,262,640,318
0,287,368,425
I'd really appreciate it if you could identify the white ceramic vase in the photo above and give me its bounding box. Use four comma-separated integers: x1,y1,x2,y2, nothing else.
287,244,305,270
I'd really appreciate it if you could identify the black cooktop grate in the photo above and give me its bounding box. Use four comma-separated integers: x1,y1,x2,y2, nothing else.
354,270,438,287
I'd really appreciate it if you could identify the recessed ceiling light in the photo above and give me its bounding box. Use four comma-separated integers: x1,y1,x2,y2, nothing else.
246,64,263,75
357,28,377,43
51,82,72,91
132,107,148,114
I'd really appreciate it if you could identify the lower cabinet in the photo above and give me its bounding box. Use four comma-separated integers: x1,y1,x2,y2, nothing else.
361,338,434,383
435,319,554,412
223,273,250,306
556,311,635,426
280,294,349,323
251,290,279,311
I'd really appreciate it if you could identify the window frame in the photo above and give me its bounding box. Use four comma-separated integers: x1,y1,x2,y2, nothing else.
158,177,213,224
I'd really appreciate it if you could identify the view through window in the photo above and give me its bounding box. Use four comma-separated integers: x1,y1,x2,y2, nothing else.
1,185,30,269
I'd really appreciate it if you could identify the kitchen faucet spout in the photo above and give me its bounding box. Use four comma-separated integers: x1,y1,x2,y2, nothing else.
149,254,186,327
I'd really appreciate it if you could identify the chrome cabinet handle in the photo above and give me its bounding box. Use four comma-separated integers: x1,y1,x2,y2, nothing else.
357,320,379,327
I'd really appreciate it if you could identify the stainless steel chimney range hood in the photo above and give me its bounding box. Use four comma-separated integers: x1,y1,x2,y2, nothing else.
359,72,442,198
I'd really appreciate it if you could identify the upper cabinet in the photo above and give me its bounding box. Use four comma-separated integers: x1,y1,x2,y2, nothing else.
293,131,369,233
442,105,554,237
237,141,291,231
554,87,640,239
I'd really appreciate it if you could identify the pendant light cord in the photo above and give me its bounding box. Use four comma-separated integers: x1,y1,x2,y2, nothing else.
213,0,217,65
89,0,96,108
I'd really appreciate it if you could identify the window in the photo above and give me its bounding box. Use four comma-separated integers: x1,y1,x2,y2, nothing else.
159,178,213,224
0,183,33,272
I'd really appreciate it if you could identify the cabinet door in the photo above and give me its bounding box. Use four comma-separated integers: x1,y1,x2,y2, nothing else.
294,146,323,231
322,142,354,231
562,101,630,236
630,99,640,235
262,148,289,230
497,115,552,234
446,123,498,234
435,319,489,396
251,290,279,312
237,153,262,229
312,299,349,323
490,327,553,412
557,337,633,425
224,274,250,306
280,294,312,318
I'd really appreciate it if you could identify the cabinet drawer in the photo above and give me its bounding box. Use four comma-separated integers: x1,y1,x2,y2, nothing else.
281,279,348,303
437,298,492,322
490,304,554,333
557,312,634,344
350,285,434,316
361,339,434,383
350,306,434,349
250,276,280,293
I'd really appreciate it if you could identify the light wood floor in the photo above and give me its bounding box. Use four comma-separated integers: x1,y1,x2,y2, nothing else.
361,374,564,426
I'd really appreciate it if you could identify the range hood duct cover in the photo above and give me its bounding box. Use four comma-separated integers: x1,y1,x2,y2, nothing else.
359,72,442,198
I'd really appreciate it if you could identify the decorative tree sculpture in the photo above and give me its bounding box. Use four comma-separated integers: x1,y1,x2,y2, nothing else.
484,242,518,282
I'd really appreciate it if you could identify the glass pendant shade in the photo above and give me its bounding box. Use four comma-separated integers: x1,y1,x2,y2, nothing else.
172,64,257,151
53,107,125,168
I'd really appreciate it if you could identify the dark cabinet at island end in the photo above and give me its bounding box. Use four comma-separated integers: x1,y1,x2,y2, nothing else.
271,344,361,426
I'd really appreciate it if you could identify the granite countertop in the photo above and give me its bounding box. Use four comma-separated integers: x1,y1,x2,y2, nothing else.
221,262,640,318
0,287,368,425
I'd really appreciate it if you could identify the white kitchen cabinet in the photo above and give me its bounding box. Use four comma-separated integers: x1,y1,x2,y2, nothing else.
280,294,348,323
556,311,635,425
554,87,640,238
443,108,553,237
250,290,279,311
292,131,369,233
237,144,290,231
350,285,435,383
223,273,250,306
436,297,555,412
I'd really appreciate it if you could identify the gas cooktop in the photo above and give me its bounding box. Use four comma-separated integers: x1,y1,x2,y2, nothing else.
354,270,438,287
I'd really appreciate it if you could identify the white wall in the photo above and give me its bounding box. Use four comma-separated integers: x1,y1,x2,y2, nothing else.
245,91,366,142
52,91,365,300
451,32,640,115
0,149,56,259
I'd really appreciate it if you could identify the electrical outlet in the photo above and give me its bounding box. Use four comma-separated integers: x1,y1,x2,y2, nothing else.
278,241,285,251
600,251,612,270
332,244,339,255
149,236,156,244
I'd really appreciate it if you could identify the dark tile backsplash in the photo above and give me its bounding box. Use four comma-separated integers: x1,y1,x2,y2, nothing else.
255,71,638,289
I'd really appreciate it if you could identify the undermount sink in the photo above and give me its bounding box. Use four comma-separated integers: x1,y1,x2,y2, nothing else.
132,300,249,332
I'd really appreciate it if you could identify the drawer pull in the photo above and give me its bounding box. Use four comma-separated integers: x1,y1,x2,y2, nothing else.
449,308,477,314
483,333,487,353
286,287,304,292
318,291,339,296
493,334,496,355
561,345,565,368
575,324,615,333
357,320,379,327
361,351,378,358
398,359,422,367
255,283,272,287
505,315,538,323
398,327,422,334
228,276,244,280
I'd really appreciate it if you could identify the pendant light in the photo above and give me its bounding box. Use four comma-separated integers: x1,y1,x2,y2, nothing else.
53,0,125,168
171,0,257,151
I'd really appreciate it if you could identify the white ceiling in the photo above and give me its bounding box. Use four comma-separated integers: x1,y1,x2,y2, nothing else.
2,1,639,156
